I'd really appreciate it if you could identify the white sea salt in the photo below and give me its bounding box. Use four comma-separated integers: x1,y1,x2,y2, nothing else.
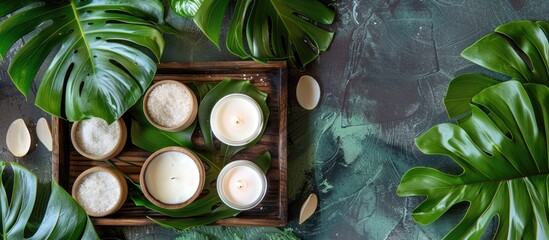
75,118,120,156
146,82,193,128
75,171,121,214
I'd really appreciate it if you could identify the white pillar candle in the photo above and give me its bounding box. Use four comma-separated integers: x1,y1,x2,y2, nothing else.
210,94,263,146
217,160,267,210
144,151,201,204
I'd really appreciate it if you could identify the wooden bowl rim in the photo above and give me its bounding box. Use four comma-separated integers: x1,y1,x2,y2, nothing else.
70,118,127,161
139,146,206,209
142,80,198,132
71,166,128,217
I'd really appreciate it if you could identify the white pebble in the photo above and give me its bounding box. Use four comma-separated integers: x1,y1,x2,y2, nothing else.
296,75,321,110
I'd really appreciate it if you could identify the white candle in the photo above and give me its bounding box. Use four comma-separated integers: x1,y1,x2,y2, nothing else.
210,94,263,146
217,160,267,210
144,151,201,204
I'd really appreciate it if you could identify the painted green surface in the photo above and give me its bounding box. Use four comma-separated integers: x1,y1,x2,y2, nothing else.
2,0,549,239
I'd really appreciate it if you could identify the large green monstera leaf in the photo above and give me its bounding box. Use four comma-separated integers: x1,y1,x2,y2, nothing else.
444,20,549,119
398,81,549,239
0,0,164,124
1,161,98,239
169,0,335,68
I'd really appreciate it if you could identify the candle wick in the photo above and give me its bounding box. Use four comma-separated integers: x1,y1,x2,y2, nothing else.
233,116,241,126
171,177,176,180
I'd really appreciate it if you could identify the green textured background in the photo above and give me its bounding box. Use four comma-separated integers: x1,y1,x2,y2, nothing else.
1,0,547,239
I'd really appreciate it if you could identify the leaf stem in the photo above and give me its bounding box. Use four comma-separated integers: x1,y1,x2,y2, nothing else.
70,1,95,75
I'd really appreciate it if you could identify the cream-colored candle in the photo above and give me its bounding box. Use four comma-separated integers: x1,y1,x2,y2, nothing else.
144,151,201,204
210,94,263,146
217,160,267,210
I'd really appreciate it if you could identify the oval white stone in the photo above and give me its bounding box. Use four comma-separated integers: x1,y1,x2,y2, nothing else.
6,119,31,157
36,118,53,151
296,75,321,110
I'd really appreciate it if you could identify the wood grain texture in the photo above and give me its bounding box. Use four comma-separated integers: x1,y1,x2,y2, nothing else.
52,61,288,227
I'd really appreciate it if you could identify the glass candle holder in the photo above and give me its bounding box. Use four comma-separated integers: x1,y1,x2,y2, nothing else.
210,94,263,146
217,160,267,210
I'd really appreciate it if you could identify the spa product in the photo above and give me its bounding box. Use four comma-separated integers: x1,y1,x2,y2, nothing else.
72,166,127,217
217,160,267,210
71,118,126,160
210,94,263,146
140,147,205,208
144,80,197,132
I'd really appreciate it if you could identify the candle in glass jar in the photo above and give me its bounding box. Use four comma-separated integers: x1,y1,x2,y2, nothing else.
217,160,267,210
143,150,202,205
210,94,263,146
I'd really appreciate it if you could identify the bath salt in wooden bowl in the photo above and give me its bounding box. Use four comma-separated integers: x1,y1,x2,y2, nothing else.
72,166,128,217
71,118,127,161
143,80,198,132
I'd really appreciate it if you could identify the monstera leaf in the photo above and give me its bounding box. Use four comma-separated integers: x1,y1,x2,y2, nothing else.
0,161,98,239
444,20,549,118
169,0,335,68
169,0,204,18
398,81,549,239
0,0,165,124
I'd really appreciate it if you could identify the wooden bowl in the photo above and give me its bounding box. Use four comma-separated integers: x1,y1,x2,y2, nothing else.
72,166,128,217
140,146,205,209
143,80,198,132
70,118,127,161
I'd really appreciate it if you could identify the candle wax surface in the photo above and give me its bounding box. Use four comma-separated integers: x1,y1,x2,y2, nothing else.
221,165,265,206
212,96,261,142
145,151,200,204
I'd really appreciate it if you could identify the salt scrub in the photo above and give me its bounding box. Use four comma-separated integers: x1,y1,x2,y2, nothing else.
75,171,121,214
75,118,120,156
147,82,193,128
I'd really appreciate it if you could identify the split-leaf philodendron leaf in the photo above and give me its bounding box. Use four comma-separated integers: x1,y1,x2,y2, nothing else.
400,20,549,240
398,81,549,239
170,0,204,18
0,0,165,124
444,20,549,119
0,161,98,239
169,0,335,68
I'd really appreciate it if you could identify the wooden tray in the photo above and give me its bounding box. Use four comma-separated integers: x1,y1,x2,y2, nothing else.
52,61,288,227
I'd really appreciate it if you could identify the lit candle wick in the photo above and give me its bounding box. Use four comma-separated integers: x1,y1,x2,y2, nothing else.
232,116,241,126
235,180,245,190
171,177,176,180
